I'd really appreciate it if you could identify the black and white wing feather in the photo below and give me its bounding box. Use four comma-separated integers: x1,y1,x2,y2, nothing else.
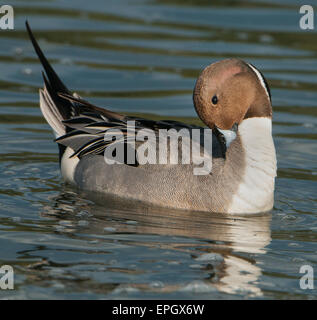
26,21,224,167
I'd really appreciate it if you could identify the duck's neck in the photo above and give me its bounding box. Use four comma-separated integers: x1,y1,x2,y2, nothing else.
226,117,277,214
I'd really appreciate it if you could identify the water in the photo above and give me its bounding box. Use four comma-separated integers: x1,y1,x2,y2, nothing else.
0,0,316,299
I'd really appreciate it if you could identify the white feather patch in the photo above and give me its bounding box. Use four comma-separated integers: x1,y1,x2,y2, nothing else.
61,147,79,185
39,88,65,138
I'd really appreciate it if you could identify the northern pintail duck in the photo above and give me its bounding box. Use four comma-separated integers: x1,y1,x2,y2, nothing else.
26,22,277,214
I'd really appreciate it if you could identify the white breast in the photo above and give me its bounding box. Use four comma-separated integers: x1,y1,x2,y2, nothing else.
227,117,277,214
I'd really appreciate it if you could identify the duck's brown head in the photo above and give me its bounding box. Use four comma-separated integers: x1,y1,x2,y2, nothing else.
193,58,272,131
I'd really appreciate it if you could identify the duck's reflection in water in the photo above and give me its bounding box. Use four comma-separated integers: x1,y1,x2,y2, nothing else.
42,190,271,297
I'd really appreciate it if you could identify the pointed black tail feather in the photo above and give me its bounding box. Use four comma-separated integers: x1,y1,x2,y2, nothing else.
26,21,69,95
26,20,77,121
26,20,80,162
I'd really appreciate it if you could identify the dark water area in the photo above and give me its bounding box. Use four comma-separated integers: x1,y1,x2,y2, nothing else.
0,0,316,299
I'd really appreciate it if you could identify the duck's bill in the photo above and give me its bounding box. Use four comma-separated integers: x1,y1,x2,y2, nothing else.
215,123,238,149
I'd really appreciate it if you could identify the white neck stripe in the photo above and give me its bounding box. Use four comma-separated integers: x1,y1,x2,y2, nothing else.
247,63,270,100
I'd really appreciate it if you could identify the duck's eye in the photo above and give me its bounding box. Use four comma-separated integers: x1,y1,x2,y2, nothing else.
211,95,218,105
